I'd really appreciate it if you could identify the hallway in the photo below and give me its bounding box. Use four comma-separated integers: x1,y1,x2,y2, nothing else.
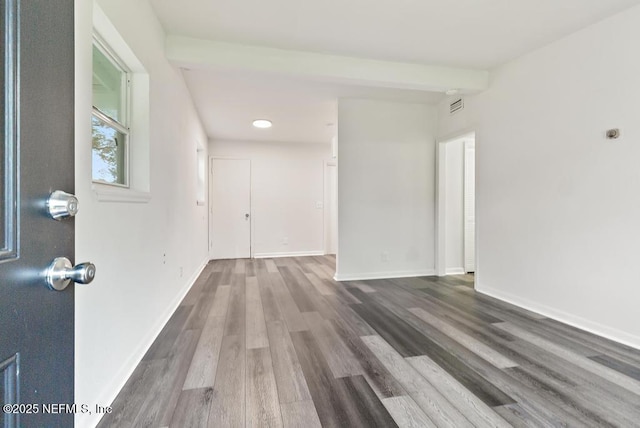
98,256,640,427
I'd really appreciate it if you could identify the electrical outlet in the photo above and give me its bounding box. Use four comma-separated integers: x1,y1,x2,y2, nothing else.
283,237,289,245
179,266,183,278
381,251,389,262
316,201,324,209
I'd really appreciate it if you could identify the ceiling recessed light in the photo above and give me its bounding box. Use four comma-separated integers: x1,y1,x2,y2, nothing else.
445,89,459,95
252,119,272,129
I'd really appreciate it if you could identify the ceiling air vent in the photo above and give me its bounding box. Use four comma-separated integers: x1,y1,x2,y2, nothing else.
450,98,464,114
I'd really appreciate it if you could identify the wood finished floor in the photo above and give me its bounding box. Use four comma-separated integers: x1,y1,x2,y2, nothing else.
97,256,640,427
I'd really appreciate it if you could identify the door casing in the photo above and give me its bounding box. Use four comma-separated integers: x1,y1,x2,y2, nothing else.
435,130,478,280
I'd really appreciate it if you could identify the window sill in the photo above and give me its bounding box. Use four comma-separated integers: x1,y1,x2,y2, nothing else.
92,183,151,203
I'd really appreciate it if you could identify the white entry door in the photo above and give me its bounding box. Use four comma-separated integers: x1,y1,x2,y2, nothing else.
211,158,251,259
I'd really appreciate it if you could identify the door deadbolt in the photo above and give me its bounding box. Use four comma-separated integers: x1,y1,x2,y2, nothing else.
45,257,96,291
47,190,79,220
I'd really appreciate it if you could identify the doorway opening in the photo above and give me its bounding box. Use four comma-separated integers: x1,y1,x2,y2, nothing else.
436,132,476,284
324,160,338,256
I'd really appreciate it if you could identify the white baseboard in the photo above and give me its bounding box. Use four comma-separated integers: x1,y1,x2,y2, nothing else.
334,269,436,282
85,257,209,428
445,267,466,275
253,250,324,259
477,283,640,351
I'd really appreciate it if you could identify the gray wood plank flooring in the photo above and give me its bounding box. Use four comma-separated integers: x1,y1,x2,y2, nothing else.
280,400,322,428
97,257,640,427
246,347,283,427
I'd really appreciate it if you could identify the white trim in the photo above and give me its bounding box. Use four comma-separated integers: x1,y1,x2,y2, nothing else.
436,131,477,277
445,268,465,275
249,160,253,258
90,257,209,428
253,251,325,259
334,269,436,282
463,140,476,273
92,4,145,74
477,284,640,351
437,128,477,145
208,156,214,258
92,184,151,203
435,142,447,276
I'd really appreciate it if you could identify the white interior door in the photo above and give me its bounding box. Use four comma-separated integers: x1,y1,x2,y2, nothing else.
211,158,251,259
464,140,476,272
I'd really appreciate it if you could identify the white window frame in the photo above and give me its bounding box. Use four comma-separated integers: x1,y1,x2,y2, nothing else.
91,3,151,203
91,35,131,188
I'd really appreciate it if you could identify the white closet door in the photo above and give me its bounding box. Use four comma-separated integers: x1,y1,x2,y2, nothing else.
211,158,251,259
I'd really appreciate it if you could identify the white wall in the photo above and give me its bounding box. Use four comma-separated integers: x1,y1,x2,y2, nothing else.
445,138,464,274
437,4,640,348
75,1,209,427
210,140,331,258
325,163,338,255
337,99,436,280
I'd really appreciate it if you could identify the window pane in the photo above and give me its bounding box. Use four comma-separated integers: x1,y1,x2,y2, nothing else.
92,115,126,185
92,44,125,123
